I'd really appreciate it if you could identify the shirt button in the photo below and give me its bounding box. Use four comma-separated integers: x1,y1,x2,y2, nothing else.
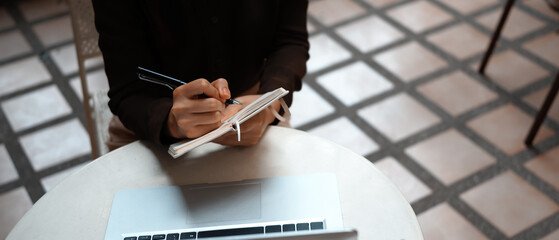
211,16,219,24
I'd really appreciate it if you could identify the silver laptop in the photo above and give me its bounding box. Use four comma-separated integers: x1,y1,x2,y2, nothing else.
104,173,357,240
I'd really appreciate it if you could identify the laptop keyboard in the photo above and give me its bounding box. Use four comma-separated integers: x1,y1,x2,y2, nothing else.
122,219,325,240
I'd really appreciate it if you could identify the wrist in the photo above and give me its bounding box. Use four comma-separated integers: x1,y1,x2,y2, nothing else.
165,112,182,139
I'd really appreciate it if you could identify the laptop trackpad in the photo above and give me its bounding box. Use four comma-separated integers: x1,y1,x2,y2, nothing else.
183,183,261,224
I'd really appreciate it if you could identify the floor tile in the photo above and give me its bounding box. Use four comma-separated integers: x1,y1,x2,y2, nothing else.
41,161,90,192
374,41,448,82
308,0,366,26
474,49,549,91
418,203,489,240
426,23,490,60
19,119,90,171
406,129,496,185
316,61,393,106
0,56,51,97
50,44,103,76
523,32,559,67
417,71,498,116
307,34,352,73
0,30,31,61
0,144,18,185
290,83,336,128
32,15,73,47
525,146,559,191
386,1,454,33
461,171,559,237
17,0,68,22
522,0,559,21
69,69,109,101
436,0,499,15
0,7,15,30
476,7,546,40
2,85,72,132
308,117,379,156
49,44,77,75
362,0,405,8
336,15,405,53
0,187,32,239
374,157,432,203
524,86,559,122
467,104,554,155
0,0,558,237
541,229,559,240
358,93,440,142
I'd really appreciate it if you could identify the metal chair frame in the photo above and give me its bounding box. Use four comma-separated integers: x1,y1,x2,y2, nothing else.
66,0,107,158
478,0,559,146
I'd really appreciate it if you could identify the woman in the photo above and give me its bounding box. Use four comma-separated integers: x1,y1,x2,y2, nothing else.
92,0,310,149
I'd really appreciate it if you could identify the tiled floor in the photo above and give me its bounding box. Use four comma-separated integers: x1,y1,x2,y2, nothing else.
0,0,558,239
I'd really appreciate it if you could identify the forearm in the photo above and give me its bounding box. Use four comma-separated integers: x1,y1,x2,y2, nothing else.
115,94,174,145
94,0,173,144
258,0,310,106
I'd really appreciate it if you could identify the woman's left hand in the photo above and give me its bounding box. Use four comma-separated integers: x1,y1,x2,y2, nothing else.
212,95,280,146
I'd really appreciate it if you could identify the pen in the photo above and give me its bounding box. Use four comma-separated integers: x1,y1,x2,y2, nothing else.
137,66,242,106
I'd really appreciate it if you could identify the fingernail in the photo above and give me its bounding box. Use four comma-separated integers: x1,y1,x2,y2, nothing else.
222,87,230,97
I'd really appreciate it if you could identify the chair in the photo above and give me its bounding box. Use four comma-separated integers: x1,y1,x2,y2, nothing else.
66,0,112,158
478,0,559,146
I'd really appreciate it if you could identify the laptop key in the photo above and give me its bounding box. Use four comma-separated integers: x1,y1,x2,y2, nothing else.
265,225,281,233
310,221,324,230
138,236,151,240
166,233,179,240
198,227,264,238
296,223,310,231
124,237,137,240
152,234,165,240
282,224,296,232
180,232,196,239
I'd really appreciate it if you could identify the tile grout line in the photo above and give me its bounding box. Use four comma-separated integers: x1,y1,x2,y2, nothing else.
1,0,49,203
0,0,557,239
305,0,559,238
0,0,93,202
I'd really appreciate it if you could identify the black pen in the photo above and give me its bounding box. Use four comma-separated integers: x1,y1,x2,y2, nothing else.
137,66,242,105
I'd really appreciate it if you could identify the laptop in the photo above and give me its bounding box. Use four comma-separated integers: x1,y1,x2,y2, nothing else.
104,173,357,240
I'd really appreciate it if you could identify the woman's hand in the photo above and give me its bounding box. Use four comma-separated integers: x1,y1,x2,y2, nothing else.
166,78,230,139
213,94,281,146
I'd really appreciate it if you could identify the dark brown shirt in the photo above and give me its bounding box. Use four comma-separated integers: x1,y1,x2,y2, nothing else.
93,0,309,144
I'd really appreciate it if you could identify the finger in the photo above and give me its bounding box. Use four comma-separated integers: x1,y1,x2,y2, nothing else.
191,111,223,125
221,104,244,121
211,78,231,100
178,98,225,114
176,111,223,127
183,122,223,139
175,78,220,99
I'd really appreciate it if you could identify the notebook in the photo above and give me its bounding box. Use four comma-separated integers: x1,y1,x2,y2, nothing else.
168,88,290,158
104,173,354,240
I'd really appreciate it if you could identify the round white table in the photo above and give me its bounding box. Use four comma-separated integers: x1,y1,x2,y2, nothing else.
7,126,423,239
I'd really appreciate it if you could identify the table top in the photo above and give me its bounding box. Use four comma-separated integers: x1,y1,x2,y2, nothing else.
8,126,423,240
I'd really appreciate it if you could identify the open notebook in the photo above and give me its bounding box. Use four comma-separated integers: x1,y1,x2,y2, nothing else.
169,88,290,158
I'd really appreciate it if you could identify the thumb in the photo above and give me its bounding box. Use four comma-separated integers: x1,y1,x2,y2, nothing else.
211,78,231,100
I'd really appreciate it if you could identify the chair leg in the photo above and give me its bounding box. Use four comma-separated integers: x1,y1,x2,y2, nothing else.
525,72,559,146
478,0,516,75
78,60,100,159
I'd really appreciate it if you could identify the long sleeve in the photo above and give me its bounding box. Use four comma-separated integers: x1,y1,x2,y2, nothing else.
93,0,310,145
257,0,310,106
93,0,173,144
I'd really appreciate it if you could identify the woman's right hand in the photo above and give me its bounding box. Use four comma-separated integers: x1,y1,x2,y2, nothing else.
166,78,231,139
